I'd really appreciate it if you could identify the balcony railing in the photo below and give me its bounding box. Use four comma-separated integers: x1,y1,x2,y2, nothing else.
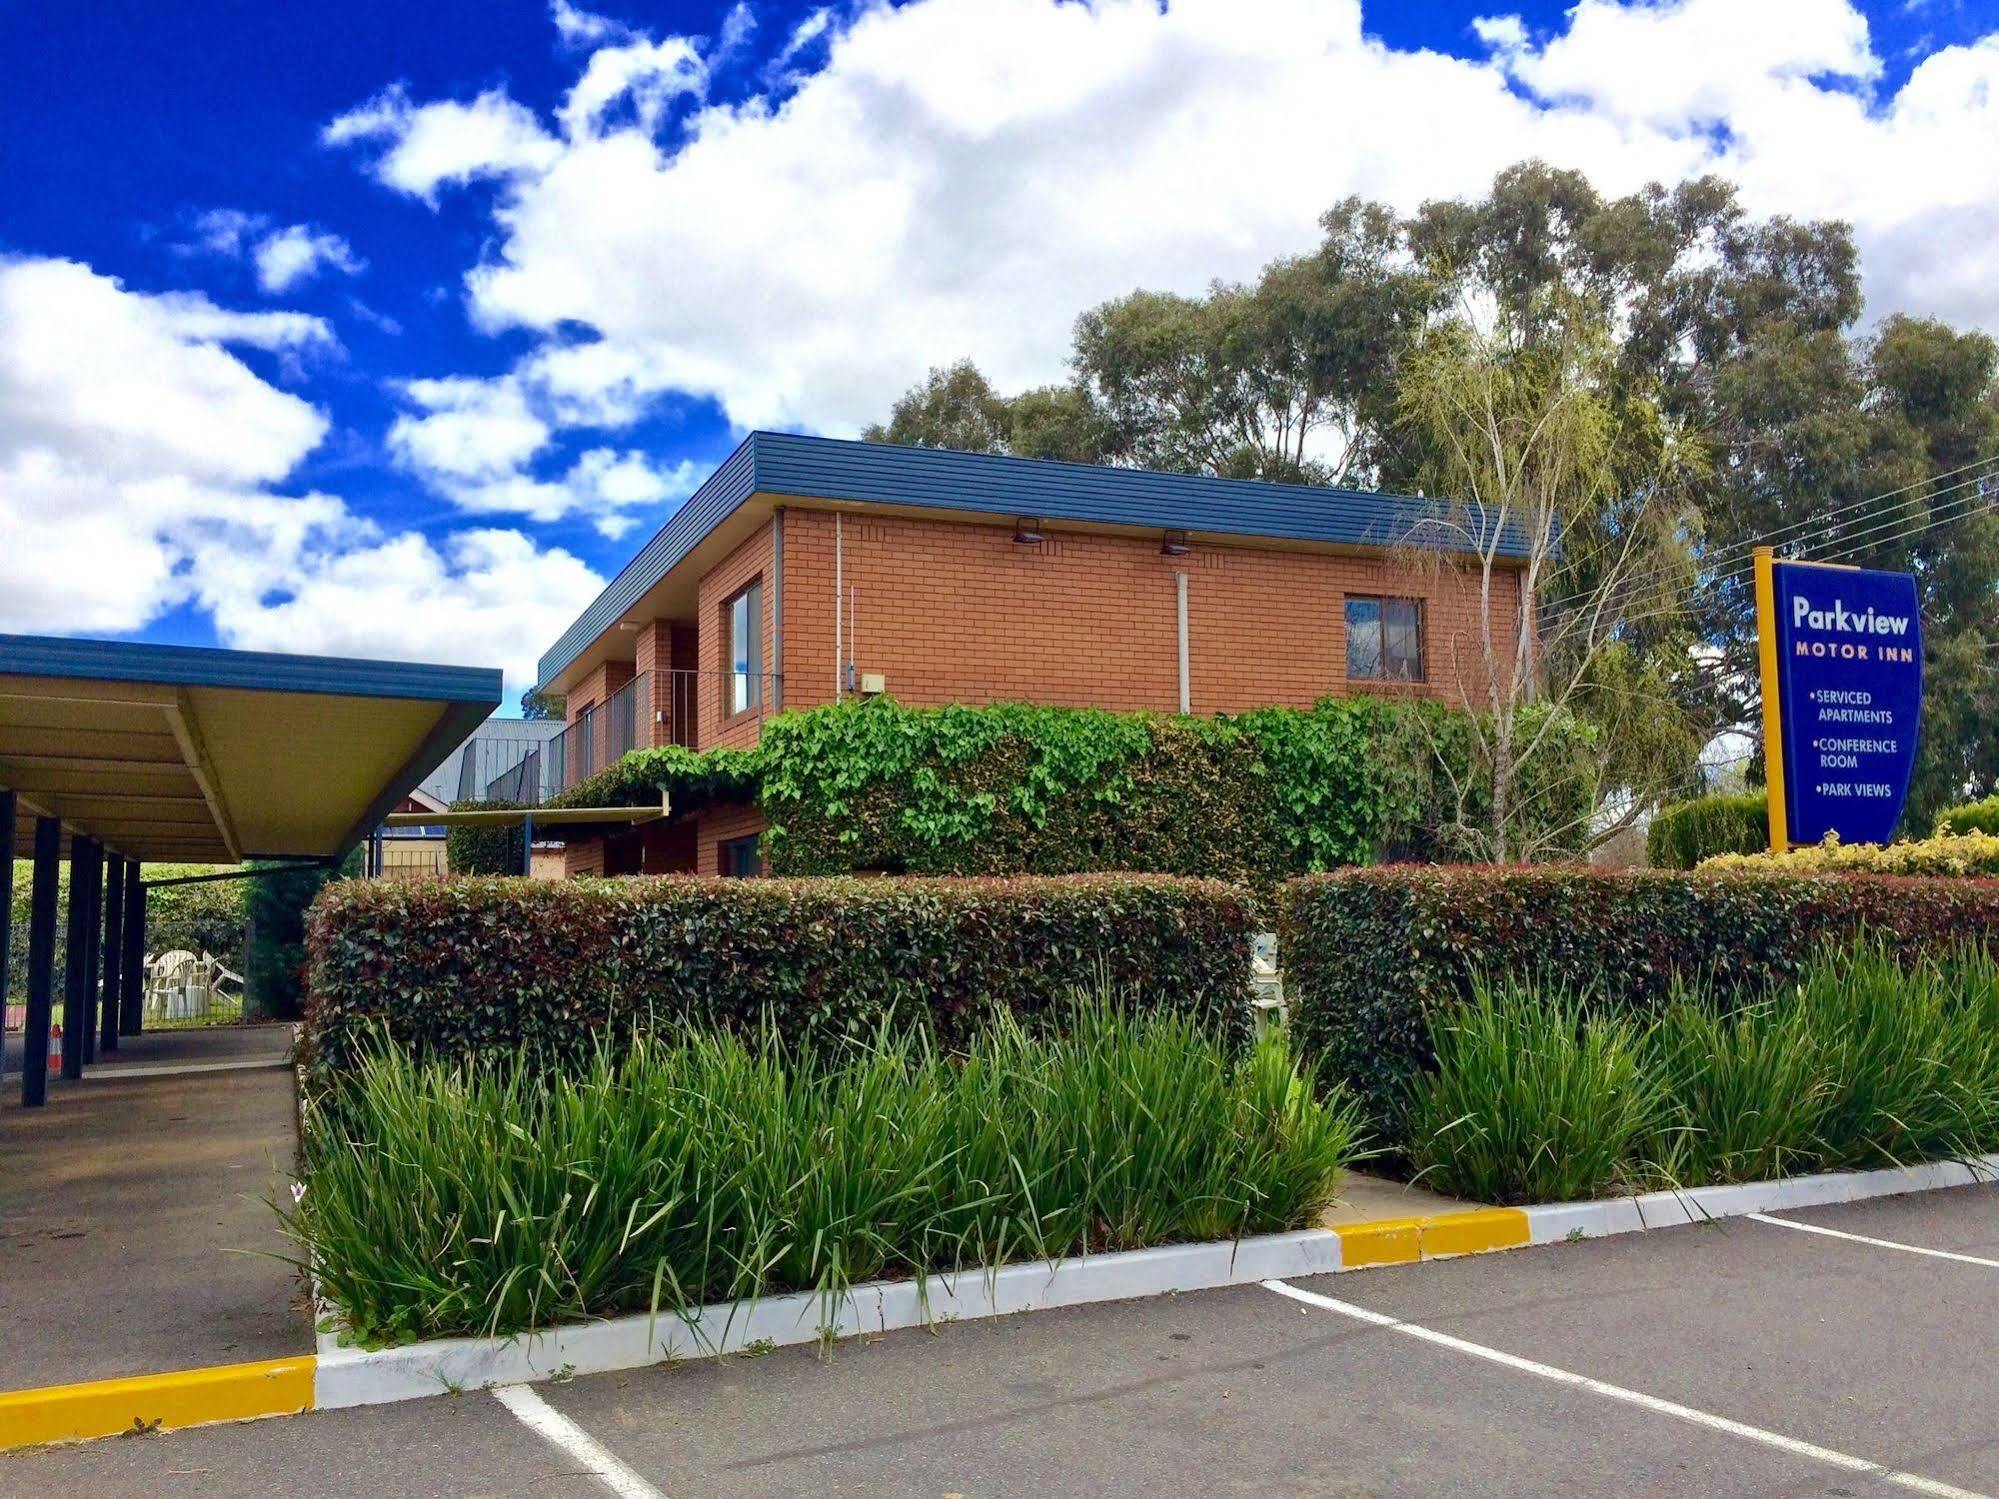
521,669,780,800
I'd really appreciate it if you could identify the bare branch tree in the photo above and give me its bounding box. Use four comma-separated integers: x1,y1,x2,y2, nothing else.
1397,292,1703,862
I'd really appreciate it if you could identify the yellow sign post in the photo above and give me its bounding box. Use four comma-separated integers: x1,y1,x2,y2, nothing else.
1752,546,1788,854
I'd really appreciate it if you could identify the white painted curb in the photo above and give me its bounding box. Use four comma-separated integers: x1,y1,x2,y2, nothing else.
314,1228,1346,1409
1521,1151,1999,1245
310,1150,1999,1413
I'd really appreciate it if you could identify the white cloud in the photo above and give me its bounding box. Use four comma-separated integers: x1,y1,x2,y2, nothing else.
324,84,562,200
0,255,599,685
551,0,627,48
200,527,604,682
186,210,366,296
253,224,365,293
1470,14,1527,53
558,33,706,138
774,8,832,67
385,369,698,534
390,375,551,482
325,0,1999,445
189,208,265,258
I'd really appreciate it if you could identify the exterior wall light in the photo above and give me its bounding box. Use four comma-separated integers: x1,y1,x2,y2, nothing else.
1013,517,1045,545
1160,530,1192,557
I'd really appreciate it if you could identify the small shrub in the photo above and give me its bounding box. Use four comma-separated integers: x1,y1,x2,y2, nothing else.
303,873,1256,1083
1408,978,1662,1204
1937,796,1999,837
444,798,526,875
1703,830,1999,877
289,998,1363,1344
1645,793,1768,870
245,852,360,1020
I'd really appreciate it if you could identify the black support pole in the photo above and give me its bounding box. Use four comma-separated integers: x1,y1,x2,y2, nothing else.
120,863,144,1036
60,836,90,1081
0,790,13,1099
23,818,60,1106
100,852,124,1055
79,840,101,1067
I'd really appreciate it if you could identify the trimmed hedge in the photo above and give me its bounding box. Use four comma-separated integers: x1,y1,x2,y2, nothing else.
245,851,361,1020
444,798,527,875
303,873,1256,1081
1938,796,1999,837
1280,865,1999,1142
1645,792,1768,869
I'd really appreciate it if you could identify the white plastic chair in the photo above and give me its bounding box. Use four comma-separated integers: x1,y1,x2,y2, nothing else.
146,950,198,1021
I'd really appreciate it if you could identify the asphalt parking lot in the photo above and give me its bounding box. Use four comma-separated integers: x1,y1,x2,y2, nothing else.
8,1183,1999,1499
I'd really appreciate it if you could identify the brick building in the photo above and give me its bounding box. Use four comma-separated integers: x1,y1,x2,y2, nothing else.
536,432,1528,876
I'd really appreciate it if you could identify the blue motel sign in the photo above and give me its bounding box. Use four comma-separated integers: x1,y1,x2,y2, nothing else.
1755,549,1924,849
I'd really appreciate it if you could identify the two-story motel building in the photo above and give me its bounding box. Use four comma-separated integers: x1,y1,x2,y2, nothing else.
533,432,1527,877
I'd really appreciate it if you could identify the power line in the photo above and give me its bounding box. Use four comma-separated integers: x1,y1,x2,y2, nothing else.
1533,460,1999,629
1532,454,1999,619
1555,481,1989,644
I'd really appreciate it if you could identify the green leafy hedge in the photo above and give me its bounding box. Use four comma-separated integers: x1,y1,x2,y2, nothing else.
444,798,527,876
1645,792,1769,869
552,698,1597,882
1937,795,1999,837
545,744,760,818
245,852,361,1021
303,873,1256,1082
1280,866,1999,1143
7,862,245,1002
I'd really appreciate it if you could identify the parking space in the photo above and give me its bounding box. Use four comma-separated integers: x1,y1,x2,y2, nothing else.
8,1181,1999,1498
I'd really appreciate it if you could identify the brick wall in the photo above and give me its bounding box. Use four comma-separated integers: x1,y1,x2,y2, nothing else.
776,507,1519,718
695,803,768,875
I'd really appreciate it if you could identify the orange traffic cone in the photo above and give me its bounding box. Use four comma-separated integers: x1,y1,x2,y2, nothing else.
47,1022,61,1065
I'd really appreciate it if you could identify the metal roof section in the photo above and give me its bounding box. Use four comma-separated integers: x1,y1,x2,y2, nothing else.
537,431,1522,689
0,634,502,863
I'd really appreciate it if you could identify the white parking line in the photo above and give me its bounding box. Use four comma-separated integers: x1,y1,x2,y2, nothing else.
492,1383,667,1499
1747,1212,1999,1269
1261,1279,1988,1499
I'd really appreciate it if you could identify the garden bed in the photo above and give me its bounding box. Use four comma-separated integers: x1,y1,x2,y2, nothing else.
290,1000,1360,1347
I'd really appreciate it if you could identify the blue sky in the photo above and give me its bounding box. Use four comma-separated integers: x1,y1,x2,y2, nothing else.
3,0,1996,702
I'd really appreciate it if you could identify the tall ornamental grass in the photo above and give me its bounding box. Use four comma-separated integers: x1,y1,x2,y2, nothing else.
1410,942,1999,1205
289,999,1362,1346
1406,978,1663,1205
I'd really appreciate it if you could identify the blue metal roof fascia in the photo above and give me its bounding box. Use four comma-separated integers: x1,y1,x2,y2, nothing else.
536,435,760,688
0,633,502,704
749,432,1520,558
536,431,1529,688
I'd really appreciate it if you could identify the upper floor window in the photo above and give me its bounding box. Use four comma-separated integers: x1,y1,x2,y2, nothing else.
728,580,764,714
1345,596,1424,683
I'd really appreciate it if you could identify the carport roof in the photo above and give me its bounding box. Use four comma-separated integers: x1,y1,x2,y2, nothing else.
0,634,501,864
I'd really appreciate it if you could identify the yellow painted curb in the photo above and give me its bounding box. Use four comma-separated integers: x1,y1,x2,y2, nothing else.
1334,1207,1531,1269
0,1355,316,1451
1332,1216,1424,1267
